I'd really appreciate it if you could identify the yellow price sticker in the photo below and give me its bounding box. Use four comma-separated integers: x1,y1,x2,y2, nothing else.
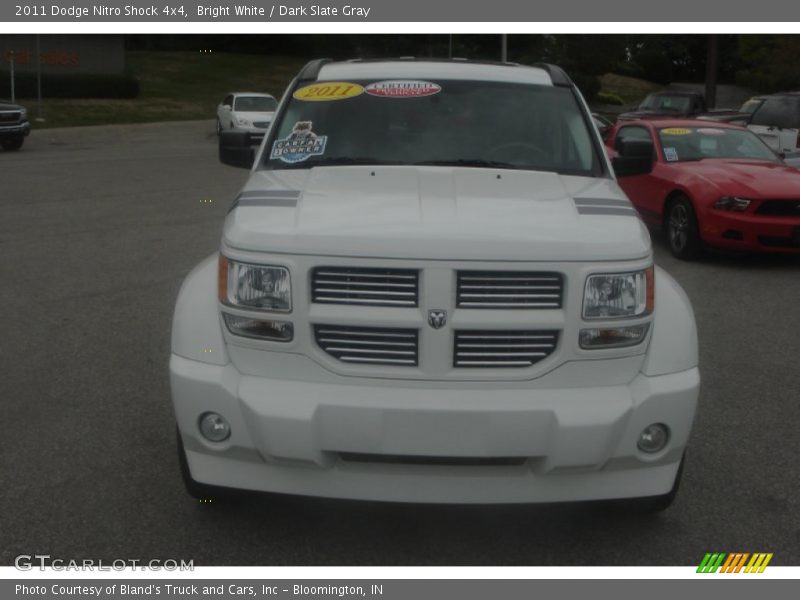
661,127,692,135
293,82,365,101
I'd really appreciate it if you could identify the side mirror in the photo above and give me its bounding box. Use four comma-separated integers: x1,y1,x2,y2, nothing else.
219,131,259,169
612,139,654,177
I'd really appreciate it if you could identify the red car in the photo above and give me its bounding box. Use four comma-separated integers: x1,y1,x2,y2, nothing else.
606,119,800,259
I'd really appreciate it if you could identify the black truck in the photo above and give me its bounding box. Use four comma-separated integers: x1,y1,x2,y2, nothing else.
0,101,31,151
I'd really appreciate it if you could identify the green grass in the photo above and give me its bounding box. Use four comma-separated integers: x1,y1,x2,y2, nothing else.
25,51,307,129
598,73,663,106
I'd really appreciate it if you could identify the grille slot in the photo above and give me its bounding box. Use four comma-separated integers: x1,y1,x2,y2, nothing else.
0,111,21,124
339,453,527,467
456,271,563,308
756,200,800,216
312,267,419,307
454,330,559,368
314,325,419,366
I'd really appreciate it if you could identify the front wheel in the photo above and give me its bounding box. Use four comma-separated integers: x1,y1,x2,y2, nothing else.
215,118,222,136
1,136,24,151
665,196,702,260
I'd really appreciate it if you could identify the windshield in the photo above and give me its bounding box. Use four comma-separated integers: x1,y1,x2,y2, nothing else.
263,79,600,175
639,94,691,113
234,96,277,112
657,126,778,163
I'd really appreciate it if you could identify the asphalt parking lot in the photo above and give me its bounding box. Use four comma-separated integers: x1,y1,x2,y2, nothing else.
2,121,798,567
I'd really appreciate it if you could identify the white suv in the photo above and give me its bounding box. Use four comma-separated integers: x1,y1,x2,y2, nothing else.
172,59,700,511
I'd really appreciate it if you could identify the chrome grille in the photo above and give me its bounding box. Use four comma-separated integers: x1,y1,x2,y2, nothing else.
456,271,563,308
314,325,419,366
312,267,419,307
454,330,559,368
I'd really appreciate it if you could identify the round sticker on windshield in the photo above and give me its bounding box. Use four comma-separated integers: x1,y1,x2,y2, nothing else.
661,128,692,135
294,82,365,101
365,80,442,98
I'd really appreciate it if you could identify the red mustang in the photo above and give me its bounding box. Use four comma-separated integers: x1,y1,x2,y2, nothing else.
606,119,800,259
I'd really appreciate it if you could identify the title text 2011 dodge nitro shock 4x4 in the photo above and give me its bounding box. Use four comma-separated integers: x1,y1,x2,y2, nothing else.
170,59,700,511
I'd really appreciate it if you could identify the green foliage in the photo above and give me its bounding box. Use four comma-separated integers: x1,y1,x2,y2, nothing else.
595,91,625,106
0,71,139,99
735,35,800,92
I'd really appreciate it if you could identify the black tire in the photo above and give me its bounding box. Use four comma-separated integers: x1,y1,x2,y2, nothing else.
664,196,702,260
1,136,24,151
176,428,234,501
607,452,686,514
215,118,222,136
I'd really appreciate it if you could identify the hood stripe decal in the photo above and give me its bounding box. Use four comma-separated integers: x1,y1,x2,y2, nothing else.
230,190,301,211
237,197,298,207
574,197,632,208
576,206,639,217
239,190,301,199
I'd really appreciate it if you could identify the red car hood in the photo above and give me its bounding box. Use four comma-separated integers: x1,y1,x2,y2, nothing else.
682,160,800,198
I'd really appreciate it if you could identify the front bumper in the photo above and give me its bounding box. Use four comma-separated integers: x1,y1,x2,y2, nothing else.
0,121,30,137
171,353,699,504
702,210,800,252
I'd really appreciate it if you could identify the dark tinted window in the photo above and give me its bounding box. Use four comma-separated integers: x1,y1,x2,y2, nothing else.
751,97,800,129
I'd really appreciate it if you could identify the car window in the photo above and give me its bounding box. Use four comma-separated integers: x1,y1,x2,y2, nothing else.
615,126,652,150
639,94,692,113
263,79,601,176
750,97,800,129
657,126,778,163
234,96,278,112
740,98,764,114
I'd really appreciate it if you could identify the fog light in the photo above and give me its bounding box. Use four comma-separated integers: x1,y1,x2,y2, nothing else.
199,412,231,442
637,423,669,453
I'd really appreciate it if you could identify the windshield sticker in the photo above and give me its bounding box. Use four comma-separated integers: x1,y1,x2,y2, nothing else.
365,80,442,98
697,128,726,136
270,121,327,163
664,147,679,162
293,82,364,101
661,128,692,136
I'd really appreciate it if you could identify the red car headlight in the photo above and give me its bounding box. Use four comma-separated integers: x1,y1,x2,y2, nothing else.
714,196,752,211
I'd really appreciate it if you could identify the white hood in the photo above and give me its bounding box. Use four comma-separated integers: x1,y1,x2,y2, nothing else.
222,166,651,262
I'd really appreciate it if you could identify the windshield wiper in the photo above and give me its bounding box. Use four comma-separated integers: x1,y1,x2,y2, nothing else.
275,157,402,169
412,159,521,169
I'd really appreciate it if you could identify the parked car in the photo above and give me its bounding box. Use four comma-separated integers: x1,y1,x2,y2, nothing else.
0,100,31,151
746,92,800,153
173,59,700,511
606,119,800,258
216,92,278,140
618,91,708,120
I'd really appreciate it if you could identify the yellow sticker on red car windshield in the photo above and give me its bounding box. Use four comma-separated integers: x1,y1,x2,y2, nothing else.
294,82,365,101
661,127,692,135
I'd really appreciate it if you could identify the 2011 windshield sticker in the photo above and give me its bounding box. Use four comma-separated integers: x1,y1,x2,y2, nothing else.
270,121,327,163
293,82,364,101
661,128,692,136
365,80,442,98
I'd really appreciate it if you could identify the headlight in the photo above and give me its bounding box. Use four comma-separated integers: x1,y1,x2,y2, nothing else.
714,196,751,211
218,256,291,312
583,267,654,320
20,108,27,119
235,117,252,127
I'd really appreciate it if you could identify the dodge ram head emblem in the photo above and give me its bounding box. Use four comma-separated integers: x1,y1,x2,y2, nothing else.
427,309,447,329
